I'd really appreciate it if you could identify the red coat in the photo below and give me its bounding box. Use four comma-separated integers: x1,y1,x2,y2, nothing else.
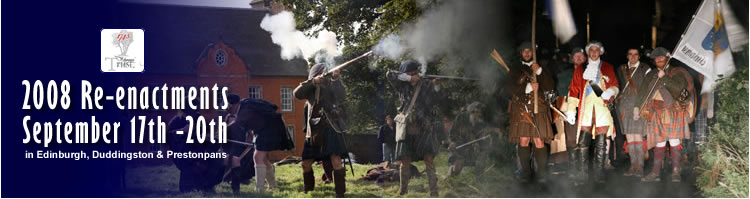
566,60,620,139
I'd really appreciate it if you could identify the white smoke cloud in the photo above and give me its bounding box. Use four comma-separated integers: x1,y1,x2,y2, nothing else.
372,34,406,61
260,11,341,61
372,0,512,92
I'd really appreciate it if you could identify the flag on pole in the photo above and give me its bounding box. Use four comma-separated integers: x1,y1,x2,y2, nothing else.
720,0,748,52
672,0,747,93
547,0,577,43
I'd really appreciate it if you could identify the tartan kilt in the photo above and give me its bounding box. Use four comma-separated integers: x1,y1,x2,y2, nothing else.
644,100,690,149
395,132,438,161
693,110,709,144
617,97,647,135
509,101,554,144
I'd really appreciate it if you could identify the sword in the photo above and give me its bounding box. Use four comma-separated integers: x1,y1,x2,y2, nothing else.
523,105,543,139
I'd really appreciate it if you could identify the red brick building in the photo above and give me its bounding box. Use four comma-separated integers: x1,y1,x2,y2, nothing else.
119,3,309,162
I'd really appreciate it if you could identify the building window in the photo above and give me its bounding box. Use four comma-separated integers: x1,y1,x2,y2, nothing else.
286,125,295,152
249,86,262,99
280,87,293,112
215,49,227,67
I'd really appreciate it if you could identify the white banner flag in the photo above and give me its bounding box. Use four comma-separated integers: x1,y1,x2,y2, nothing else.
672,0,745,93
548,0,577,43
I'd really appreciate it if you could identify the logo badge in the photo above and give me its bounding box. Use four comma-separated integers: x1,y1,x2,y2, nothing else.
101,29,144,72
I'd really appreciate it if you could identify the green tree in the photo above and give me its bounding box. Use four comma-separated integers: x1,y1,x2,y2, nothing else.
696,47,749,198
277,0,434,134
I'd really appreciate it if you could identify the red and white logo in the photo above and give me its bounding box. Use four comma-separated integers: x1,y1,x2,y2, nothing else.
101,29,144,72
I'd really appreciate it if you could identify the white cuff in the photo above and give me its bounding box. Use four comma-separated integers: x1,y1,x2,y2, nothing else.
398,73,411,81
602,90,614,100
525,83,533,94
607,87,619,95
535,67,542,75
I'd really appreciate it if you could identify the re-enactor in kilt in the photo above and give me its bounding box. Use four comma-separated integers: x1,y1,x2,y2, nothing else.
507,42,555,183
616,48,650,177
294,63,349,197
386,60,443,196
633,47,693,183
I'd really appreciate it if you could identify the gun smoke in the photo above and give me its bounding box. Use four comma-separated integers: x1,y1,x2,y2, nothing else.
372,0,513,93
260,11,340,63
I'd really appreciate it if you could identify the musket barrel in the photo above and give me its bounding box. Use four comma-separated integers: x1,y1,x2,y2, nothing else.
228,139,254,147
329,50,373,72
423,74,479,81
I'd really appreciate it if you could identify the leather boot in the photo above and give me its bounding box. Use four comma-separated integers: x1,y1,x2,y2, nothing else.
303,170,315,193
255,165,267,192
534,146,549,183
427,167,438,197
518,146,532,183
567,147,578,178
576,133,592,184
333,169,346,198
670,145,682,182
593,135,607,183
642,147,665,182
231,167,242,194
398,163,411,195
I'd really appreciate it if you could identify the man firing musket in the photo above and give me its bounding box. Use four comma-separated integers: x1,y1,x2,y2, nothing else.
294,50,372,198
386,60,445,196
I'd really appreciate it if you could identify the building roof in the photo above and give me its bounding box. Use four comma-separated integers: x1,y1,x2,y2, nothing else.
114,3,308,77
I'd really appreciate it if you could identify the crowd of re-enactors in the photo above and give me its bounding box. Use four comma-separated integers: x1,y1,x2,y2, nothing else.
164,40,713,198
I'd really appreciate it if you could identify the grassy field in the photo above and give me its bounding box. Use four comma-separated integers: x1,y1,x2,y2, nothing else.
124,153,518,198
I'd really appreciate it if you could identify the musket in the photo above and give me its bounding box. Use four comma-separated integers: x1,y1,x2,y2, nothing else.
490,49,510,72
543,91,568,119
222,139,255,181
639,63,671,117
456,135,492,150
338,132,356,176
422,74,480,81
227,139,255,147
522,105,543,138
549,104,567,119
317,51,373,78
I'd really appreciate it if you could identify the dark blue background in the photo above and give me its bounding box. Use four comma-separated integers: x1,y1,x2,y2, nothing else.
2,1,145,197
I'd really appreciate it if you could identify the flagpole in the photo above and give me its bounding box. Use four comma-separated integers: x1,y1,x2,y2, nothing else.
668,0,710,66
716,0,736,51
532,0,539,113
586,13,590,42
640,0,709,112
